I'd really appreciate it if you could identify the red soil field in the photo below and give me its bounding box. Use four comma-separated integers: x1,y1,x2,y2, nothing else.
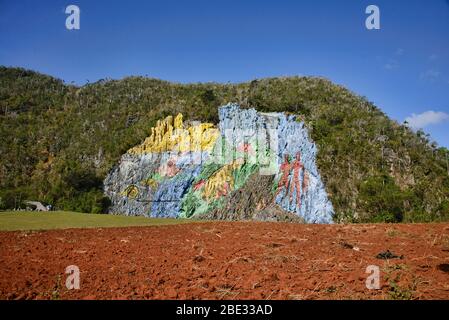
1,222,448,300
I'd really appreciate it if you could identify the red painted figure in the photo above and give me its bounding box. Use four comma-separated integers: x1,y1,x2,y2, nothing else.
274,152,309,210
302,170,309,195
289,152,304,208
216,182,230,199
274,154,292,200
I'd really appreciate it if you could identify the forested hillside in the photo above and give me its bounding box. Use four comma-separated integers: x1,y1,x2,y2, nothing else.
1,66,448,222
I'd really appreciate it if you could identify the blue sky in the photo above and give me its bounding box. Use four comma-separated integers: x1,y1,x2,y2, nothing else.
1,0,448,147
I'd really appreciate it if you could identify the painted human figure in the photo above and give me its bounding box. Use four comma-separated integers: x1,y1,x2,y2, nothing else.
216,181,230,199
274,154,292,200
289,152,304,208
159,158,180,177
302,170,309,195
166,159,180,177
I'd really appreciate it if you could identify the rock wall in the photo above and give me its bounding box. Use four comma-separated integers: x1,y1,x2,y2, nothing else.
104,103,334,223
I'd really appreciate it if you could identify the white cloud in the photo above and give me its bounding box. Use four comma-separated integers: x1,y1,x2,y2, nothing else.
384,59,399,70
405,111,449,130
420,69,441,81
382,49,403,70
395,48,404,56
429,53,438,61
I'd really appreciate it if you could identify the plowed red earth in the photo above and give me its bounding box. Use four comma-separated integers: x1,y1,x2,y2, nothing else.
1,222,449,300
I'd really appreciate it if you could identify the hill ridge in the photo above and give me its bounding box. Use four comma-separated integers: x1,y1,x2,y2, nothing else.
1,66,448,222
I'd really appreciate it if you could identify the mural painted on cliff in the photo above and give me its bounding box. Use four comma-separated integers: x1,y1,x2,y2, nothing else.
104,103,334,223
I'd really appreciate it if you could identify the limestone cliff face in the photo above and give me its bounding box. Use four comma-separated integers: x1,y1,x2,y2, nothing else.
104,103,334,223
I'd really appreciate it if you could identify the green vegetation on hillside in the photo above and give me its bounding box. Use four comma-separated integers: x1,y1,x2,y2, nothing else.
1,66,448,222
0,211,189,231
